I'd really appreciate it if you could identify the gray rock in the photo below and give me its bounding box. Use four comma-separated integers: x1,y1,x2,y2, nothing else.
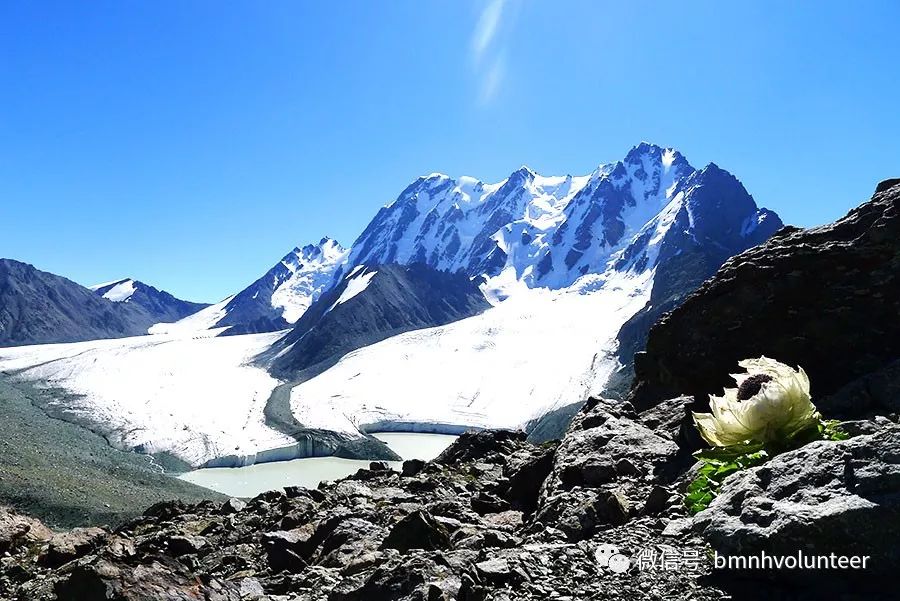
38,527,106,568
53,556,240,600
262,529,310,573
531,487,628,541
220,497,246,514
0,506,52,554
166,534,207,557
401,459,426,477
542,400,679,494
381,510,451,553
694,428,900,575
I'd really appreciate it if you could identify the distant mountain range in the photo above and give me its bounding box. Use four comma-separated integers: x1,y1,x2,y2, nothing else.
90,278,209,325
0,143,784,466
0,261,207,347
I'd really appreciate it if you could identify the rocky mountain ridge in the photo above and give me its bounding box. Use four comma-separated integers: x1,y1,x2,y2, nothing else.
90,278,209,325
0,260,205,347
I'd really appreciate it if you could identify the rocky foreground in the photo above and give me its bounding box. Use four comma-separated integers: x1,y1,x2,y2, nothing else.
2,181,899,600
2,407,897,600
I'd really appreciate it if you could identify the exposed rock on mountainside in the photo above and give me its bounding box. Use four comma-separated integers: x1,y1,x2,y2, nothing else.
631,179,900,414
216,238,349,336
0,260,209,347
609,165,782,396
268,263,491,378
0,260,152,346
91,278,209,324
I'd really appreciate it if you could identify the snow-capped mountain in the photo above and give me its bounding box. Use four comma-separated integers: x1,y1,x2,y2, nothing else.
152,238,347,336
90,278,209,325
610,163,782,394
0,143,785,466
280,145,783,436
341,143,701,299
0,260,147,347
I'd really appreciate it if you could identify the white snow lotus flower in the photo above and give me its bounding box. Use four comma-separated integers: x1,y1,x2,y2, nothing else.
692,357,821,447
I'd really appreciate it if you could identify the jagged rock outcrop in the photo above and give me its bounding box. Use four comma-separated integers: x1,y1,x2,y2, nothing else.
630,180,900,414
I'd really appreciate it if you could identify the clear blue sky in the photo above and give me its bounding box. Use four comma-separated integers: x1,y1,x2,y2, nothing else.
2,1,898,302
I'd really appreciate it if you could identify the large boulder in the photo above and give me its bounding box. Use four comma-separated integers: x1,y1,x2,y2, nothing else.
631,179,900,416
542,398,679,495
38,527,107,568
53,555,240,601
381,510,450,553
694,427,900,577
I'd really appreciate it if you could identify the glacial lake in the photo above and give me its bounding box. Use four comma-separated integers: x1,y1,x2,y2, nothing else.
178,432,458,498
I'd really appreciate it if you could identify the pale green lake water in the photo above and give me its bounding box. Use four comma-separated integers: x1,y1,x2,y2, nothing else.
178,432,458,498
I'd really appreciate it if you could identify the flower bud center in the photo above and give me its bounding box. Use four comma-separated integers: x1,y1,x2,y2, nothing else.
737,374,774,401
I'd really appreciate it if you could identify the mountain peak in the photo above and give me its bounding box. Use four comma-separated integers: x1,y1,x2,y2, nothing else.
91,278,138,302
296,237,346,260
623,141,689,171
510,165,536,181
88,277,131,291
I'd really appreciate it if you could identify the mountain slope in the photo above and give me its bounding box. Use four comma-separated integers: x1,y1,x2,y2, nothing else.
90,278,209,325
155,238,347,336
268,263,491,378
0,259,151,347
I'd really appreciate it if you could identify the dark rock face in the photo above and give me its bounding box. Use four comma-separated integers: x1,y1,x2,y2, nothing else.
268,263,490,379
630,180,900,414
381,510,450,553
0,262,208,347
0,260,152,346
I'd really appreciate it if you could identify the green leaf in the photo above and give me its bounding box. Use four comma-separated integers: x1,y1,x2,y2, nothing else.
684,447,770,514
821,419,849,441
693,441,764,463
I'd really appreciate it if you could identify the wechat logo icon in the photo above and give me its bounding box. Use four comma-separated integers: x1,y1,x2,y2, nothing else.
595,543,630,574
